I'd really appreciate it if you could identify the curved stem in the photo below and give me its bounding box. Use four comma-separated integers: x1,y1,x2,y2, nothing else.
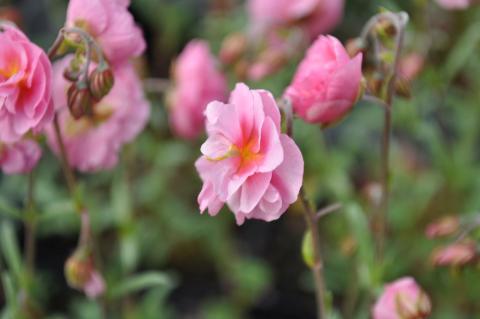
299,188,326,319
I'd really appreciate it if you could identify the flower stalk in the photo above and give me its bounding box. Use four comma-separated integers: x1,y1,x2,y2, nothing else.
360,11,409,259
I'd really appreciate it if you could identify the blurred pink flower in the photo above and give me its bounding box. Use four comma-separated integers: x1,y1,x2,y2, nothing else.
425,216,459,239
0,139,41,174
399,53,425,81
66,0,145,66
169,40,227,139
46,56,149,172
195,83,304,225
373,277,431,319
0,23,53,142
436,0,471,9
248,0,344,40
431,242,476,266
284,35,363,126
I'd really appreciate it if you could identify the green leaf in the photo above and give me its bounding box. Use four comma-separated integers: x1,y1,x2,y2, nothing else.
444,19,480,82
0,197,22,220
109,272,174,299
301,230,315,269
0,222,23,283
1,272,18,316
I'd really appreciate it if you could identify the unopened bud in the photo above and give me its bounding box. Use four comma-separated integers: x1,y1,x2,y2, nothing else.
63,68,81,82
220,32,248,65
65,248,93,290
65,247,105,299
395,76,412,98
431,242,476,267
425,216,460,239
67,82,94,119
375,18,397,38
88,66,114,101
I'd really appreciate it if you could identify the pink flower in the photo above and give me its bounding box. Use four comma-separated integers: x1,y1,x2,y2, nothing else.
195,83,304,225
0,139,41,174
436,0,471,9
373,277,431,319
66,0,146,66
284,35,363,126
431,242,476,266
248,0,344,40
0,23,53,142
169,40,227,139
46,56,149,172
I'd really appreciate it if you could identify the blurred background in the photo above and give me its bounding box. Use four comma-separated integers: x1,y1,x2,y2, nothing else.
1,0,480,318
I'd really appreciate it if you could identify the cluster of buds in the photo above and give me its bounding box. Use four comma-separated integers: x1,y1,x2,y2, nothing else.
65,246,105,299
425,215,479,267
62,32,114,119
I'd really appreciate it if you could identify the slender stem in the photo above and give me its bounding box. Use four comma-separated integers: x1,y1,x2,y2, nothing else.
362,94,390,111
315,203,342,221
53,115,78,202
24,172,36,276
360,12,408,259
299,187,326,319
47,31,65,60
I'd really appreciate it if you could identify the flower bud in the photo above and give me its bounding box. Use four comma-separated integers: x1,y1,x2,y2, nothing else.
425,216,460,239
431,242,476,267
65,247,105,299
63,68,81,82
373,277,431,319
67,82,94,119
89,66,114,101
65,248,94,291
219,32,248,65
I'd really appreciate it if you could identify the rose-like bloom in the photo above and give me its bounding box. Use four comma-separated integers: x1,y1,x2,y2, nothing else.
169,40,226,139
425,216,459,239
248,0,344,40
373,277,431,319
66,0,145,66
0,139,41,174
431,242,476,266
284,35,363,126
0,23,53,142
436,0,471,9
46,56,149,172
195,83,304,225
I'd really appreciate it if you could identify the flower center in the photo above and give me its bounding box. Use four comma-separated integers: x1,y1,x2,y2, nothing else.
0,61,20,80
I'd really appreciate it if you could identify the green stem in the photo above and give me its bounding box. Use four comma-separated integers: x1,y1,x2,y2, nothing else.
24,172,36,276
299,187,327,319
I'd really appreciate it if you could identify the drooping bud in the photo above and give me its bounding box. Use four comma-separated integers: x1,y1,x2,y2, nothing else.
63,68,81,82
425,216,460,239
65,246,105,299
219,32,248,65
431,242,477,267
88,64,114,101
67,82,94,119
